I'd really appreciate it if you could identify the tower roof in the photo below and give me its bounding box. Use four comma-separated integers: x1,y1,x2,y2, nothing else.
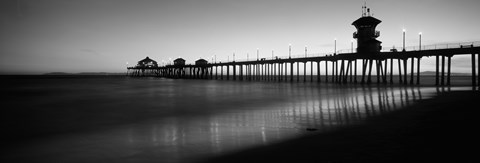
196,59,207,62
352,16,381,27
174,58,185,62
138,56,156,63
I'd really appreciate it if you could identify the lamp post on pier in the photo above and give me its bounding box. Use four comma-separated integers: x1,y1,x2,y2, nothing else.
351,40,354,53
402,29,406,51
305,45,307,57
289,44,291,59
257,48,259,61
417,32,422,85
334,38,337,55
419,32,422,51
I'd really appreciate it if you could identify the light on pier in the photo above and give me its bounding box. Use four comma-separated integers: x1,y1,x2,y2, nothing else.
351,40,354,53
257,48,259,61
419,32,422,51
289,44,291,59
334,38,337,55
305,45,307,57
403,29,406,51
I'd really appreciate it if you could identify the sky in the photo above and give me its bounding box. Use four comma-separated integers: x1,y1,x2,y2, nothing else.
1,0,480,74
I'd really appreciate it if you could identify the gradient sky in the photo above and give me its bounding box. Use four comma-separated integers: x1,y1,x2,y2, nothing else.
1,0,480,74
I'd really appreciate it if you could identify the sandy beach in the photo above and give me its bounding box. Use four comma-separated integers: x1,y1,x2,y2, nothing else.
205,90,480,162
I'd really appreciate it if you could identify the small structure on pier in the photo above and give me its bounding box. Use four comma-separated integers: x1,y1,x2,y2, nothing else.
174,58,186,66
136,56,158,68
195,59,208,66
352,4,382,55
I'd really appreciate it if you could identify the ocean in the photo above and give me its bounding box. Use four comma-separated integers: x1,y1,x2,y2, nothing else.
0,75,471,162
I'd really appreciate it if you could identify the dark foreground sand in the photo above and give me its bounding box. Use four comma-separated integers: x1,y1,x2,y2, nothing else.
206,91,480,163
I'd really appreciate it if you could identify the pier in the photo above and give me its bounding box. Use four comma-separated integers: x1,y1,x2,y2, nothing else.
127,5,480,88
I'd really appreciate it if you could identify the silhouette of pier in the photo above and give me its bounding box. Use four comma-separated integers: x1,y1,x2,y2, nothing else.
127,5,480,88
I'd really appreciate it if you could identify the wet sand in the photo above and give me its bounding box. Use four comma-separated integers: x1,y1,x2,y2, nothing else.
206,90,480,162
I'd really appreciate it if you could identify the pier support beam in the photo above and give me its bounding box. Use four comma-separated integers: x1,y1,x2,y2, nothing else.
335,60,339,82
416,57,421,85
398,59,403,84
410,57,414,85
248,64,251,80
297,62,300,82
472,53,477,87
260,64,263,81
376,60,380,84
383,60,387,84
255,64,258,81
317,61,321,83
325,61,329,82
367,59,373,84
403,59,408,85
332,60,335,83
361,59,367,84
279,63,282,81
267,64,270,81
304,62,307,82
441,55,446,86
311,61,314,82
215,66,218,79
280,63,283,81
270,64,273,81
265,64,268,81
353,59,358,83
239,65,243,81
447,56,451,86
380,60,387,84
435,55,439,86
339,60,345,83
390,58,393,84
288,62,292,82
233,65,236,80
346,60,351,83
227,65,230,80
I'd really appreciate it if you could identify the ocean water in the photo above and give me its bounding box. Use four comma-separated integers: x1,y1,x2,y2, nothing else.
0,75,467,162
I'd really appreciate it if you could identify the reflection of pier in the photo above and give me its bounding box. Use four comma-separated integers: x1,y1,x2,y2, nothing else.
124,86,427,158
282,86,425,131
127,6,480,88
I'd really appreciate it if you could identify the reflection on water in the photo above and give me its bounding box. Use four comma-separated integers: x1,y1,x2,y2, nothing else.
2,77,458,163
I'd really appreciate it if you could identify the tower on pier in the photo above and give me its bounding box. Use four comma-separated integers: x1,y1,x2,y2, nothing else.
352,4,382,55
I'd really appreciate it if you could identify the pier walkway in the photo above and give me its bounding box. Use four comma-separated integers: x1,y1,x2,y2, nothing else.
127,41,480,88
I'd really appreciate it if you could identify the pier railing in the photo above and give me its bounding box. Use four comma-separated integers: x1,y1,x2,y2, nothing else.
231,41,480,62
380,41,480,52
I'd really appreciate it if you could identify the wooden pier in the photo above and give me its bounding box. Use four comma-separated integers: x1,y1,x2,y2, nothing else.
127,5,480,88
128,44,480,87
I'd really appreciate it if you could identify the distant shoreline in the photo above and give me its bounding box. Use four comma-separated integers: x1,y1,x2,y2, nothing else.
0,72,126,76
42,72,126,76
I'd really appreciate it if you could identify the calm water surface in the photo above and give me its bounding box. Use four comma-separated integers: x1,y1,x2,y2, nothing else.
0,76,461,162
